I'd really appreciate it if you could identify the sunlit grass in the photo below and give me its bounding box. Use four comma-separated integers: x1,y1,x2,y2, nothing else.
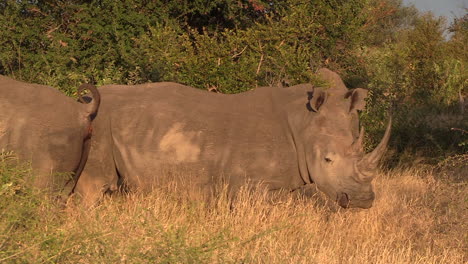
0,152,466,263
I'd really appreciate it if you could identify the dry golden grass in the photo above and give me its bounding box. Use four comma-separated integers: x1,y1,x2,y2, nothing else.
1,165,467,263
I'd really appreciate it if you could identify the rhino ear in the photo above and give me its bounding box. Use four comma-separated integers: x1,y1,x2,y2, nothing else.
345,88,368,113
307,88,328,112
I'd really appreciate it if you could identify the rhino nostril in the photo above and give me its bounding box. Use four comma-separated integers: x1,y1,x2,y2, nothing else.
337,192,349,208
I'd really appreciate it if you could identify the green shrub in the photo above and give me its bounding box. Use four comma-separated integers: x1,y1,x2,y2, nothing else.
0,0,369,93
362,13,467,163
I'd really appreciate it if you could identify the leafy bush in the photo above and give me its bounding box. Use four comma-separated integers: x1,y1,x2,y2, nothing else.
0,0,369,93
362,13,467,163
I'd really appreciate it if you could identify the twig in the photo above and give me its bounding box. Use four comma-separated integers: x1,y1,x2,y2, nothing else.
0,242,43,263
276,40,285,49
256,53,264,75
451,128,467,134
256,41,264,75
231,46,248,59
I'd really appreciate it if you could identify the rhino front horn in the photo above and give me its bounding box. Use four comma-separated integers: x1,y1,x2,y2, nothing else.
358,117,392,177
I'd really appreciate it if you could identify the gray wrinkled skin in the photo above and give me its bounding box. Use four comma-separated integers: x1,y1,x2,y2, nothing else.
0,75,100,194
76,68,390,208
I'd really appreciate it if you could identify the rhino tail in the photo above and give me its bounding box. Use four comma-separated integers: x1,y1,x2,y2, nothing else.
63,84,101,197
78,83,101,121
69,138,93,195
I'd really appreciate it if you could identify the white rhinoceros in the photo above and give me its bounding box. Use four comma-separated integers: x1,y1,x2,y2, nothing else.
0,75,100,194
75,68,390,208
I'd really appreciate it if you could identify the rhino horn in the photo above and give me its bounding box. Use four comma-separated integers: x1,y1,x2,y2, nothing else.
351,127,365,153
358,117,392,178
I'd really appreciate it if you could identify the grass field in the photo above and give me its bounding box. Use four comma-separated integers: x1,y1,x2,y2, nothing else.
0,152,466,263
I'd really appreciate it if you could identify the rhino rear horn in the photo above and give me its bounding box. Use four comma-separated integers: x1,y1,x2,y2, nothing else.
351,127,365,153
78,84,101,121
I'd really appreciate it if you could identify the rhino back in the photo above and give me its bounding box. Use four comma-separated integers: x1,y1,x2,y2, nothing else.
98,83,302,191
0,75,90,188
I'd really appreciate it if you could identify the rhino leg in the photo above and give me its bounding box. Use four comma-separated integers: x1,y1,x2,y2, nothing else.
73,168,118,207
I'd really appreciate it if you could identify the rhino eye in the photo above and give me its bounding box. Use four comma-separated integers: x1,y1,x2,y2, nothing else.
324,157,332,163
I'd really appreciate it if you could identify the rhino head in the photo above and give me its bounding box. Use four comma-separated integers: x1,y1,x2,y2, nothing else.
289,68,391,209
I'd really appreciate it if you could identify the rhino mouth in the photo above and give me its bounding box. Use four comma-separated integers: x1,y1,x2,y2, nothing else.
337,192,350,208
337,192,375,209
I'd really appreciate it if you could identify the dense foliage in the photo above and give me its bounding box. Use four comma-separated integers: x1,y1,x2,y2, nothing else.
0,0,466,162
